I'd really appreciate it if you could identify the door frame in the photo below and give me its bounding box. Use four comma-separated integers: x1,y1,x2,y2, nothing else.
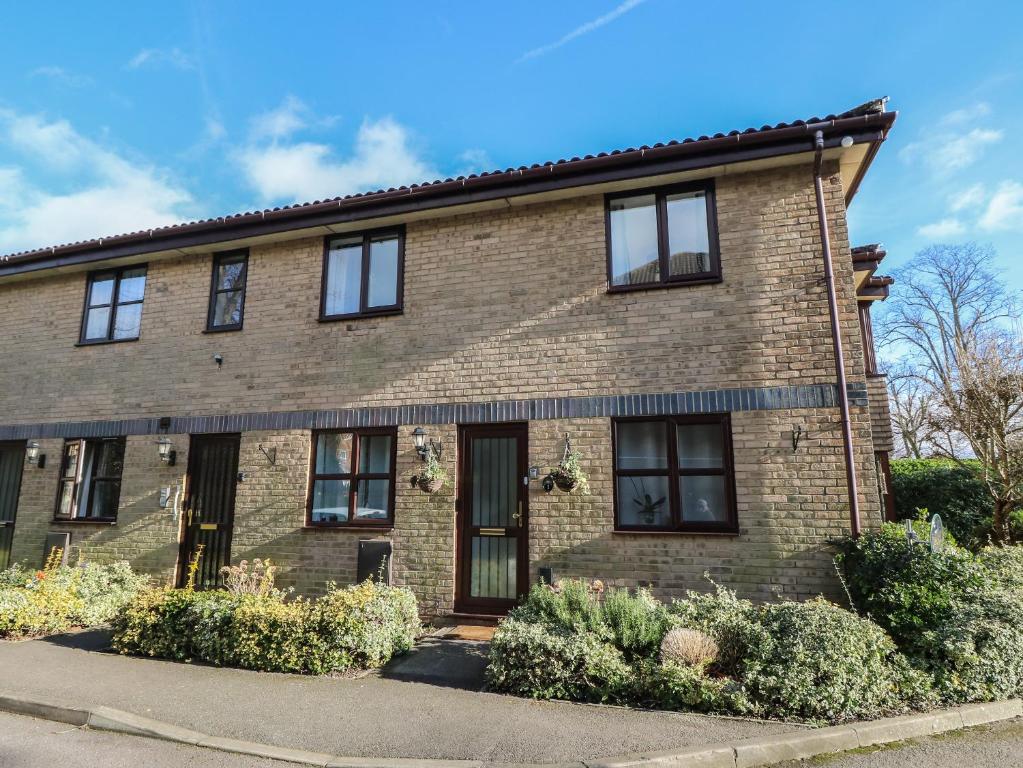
176,433,241,588
0,441,26,571
455,422,529,615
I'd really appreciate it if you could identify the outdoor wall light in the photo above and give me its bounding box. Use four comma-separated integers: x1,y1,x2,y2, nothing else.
411,427,441,461
25,441,45,469
156,437,177,467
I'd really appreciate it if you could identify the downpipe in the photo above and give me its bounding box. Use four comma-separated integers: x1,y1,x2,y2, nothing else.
813,130,861,537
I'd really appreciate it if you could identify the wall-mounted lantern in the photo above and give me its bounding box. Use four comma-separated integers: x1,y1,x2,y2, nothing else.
156,437,177,467
411,427,442,461
25,441,46,469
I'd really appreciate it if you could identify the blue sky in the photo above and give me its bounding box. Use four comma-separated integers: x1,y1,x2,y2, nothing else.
1,1,1020,288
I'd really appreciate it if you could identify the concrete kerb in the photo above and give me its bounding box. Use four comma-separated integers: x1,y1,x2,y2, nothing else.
0,692,1019,768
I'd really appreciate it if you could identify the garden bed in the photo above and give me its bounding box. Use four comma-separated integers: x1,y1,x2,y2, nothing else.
487,525,1023,724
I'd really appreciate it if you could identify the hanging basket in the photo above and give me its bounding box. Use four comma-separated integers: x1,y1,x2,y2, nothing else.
417,476,445,494
553,474,578,492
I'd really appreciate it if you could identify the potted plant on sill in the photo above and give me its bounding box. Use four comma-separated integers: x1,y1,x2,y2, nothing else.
413,452,448,494
547,439,590,494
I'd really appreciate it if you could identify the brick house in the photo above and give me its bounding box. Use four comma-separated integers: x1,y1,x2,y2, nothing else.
0,99,895,618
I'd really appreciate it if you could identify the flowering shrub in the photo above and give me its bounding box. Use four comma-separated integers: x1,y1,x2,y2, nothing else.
0,558,148,638
487,580,931,723
111,579,420,675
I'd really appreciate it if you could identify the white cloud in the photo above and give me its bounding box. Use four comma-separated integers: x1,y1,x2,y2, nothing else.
948,183,986,212
901,127,1003,175
30,66,93,88
235,102,438,203
0,109,194,255
455,148,493,177
250,95,308,141
917,217,966,239
127,47,195,71
517,0,646,62
940,102,990,125
979,180,1023,231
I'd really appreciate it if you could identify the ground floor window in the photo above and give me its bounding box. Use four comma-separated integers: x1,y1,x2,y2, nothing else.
307,428,396,526
54,438,125,522
612,415,737,533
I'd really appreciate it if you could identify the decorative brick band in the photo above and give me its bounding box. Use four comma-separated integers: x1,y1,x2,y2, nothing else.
0,383,867,441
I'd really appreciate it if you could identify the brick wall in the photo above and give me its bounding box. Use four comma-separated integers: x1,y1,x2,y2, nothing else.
0,161,882,610
0,163,865,423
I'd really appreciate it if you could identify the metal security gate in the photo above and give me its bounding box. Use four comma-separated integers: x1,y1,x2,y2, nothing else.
178,434,240,589
0,442,25,570
456,424,529,614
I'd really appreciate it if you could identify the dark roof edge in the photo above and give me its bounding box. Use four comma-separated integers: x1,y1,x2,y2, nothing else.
0,109,895,278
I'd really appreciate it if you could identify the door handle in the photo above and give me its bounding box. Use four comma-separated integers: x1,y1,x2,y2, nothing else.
513,501,523,527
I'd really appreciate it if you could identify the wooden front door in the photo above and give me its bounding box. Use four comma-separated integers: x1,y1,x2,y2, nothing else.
0,442,25,570
178,434,240,589
456,424,529,614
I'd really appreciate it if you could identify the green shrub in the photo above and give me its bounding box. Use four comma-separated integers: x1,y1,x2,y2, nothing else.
836,527,1023,704
738,599,932,722
601,587,667,659
510,580,606,636
635,659,750,714
668,585,764,676
485,618,633,702
834,523,984,662
890,459,992,546
111,579,420,675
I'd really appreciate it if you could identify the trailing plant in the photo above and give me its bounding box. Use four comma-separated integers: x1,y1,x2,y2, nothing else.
412,452,448,493
548,440,590,494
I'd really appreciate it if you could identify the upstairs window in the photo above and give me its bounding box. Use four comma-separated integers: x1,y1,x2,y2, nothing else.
606,181,719,290
54,438,125,522
207,250,248,332
80,267,147,343
320,230,404,320
307,429,396,526
612,415,736,533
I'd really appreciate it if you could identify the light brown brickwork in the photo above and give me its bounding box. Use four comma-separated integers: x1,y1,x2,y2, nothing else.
0,161,885,612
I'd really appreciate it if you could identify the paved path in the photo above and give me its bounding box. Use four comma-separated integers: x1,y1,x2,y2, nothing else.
0,630,797,763
0,711,281,768
774,718,1023,768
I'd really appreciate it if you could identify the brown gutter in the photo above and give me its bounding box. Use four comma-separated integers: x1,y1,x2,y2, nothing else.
812,130,861,537
0,111,895,278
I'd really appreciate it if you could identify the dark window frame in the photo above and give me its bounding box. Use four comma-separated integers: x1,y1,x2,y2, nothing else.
53,437,126,523
78,265,148,345
604,180,721,293
611,414,738,534
305,427,398,528
205,249,249,333
319,227,405,321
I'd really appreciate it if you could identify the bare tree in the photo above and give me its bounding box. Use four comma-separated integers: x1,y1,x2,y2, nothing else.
885,363,932,458
878,243,1023,542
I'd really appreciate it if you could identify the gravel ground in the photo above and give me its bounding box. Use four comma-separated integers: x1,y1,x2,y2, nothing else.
0,711,281,768
0,630,797,763
773,718,1023,767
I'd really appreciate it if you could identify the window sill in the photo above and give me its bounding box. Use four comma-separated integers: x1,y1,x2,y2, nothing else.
51,519,117,526
318,308,403,323
613,528,739,537
302,524,394,532
75,337,139,347
202,325,243,334
606,276,722,294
